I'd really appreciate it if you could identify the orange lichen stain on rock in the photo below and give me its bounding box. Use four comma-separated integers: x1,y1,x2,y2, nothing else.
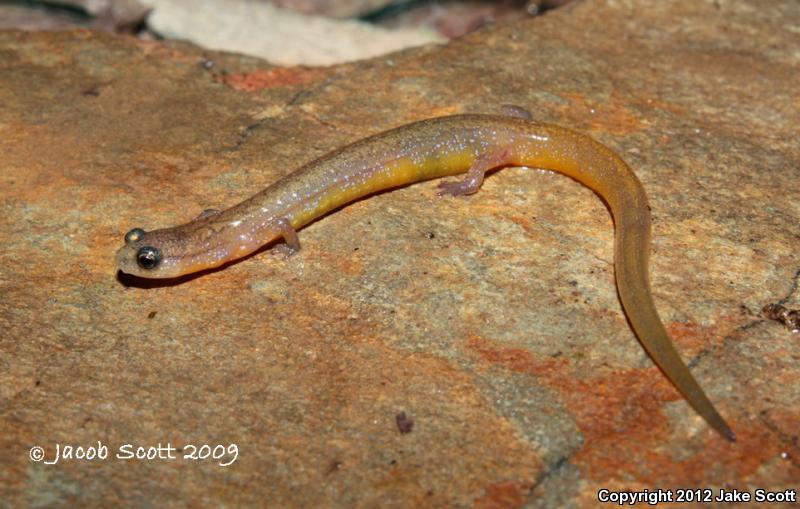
131,38,199,62
426,106,463,117
760,410,800,466
629,95,686,116
223,68,326,92
559,92,643,136
467,336,569,375
506,214,535,232
464,337,775,485
473,479,532,509
560,370,679,450
313,250,365,277
465,335,675,441
666,313,740,352
665,321,712,353
578,422,786,487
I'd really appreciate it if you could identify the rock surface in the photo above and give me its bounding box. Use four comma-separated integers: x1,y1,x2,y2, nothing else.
1,0,798,507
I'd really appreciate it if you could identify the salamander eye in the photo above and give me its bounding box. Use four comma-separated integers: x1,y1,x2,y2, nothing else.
136,246,161,270
125,228,146,244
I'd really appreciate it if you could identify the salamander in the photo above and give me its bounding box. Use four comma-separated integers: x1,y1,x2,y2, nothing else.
115,112,735,441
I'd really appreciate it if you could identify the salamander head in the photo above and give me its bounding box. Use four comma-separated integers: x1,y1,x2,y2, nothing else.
116,226,197,279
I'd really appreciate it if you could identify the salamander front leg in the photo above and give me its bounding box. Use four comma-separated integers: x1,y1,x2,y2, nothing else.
437,147,515,197
273,217,301,256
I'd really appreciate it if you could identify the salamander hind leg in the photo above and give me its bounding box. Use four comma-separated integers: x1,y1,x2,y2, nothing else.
437,147,515,197
272,217,301,257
